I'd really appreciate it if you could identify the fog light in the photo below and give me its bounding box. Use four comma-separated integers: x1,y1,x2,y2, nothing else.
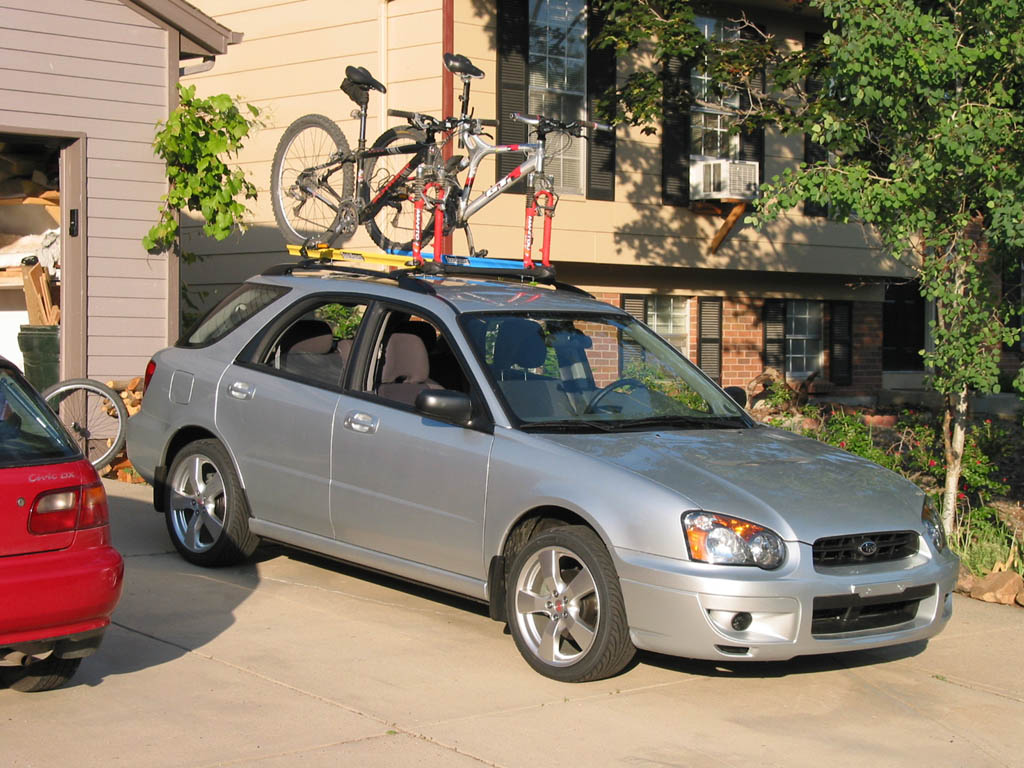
731,612,752,631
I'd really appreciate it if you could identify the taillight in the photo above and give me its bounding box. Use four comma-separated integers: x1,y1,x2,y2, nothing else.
143,358,156,397
28,482,109,535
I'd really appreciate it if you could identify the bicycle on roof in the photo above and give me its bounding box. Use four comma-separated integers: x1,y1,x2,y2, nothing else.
270,53,610,263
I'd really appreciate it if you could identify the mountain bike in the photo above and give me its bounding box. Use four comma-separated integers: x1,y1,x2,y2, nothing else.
270,53,610,259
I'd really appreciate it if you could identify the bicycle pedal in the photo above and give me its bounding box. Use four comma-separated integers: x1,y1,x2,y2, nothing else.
472,249,488,258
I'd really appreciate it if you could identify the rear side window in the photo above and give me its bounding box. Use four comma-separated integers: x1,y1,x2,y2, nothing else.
180,283,288,347
0,369,79,468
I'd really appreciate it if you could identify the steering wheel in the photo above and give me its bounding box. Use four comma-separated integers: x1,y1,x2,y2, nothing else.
583,377,649,414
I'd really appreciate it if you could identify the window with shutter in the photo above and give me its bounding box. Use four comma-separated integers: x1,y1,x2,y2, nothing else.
698,297,722,382
763,299,786,370
497,0,616,199
829,301,853,385
620,296,648,371
661,55,691,206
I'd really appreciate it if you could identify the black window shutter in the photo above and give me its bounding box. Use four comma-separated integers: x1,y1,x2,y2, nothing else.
698,298,723,383
803,31,829,217
497,0,529,191
586,5,616,201
620,296,647,371
763,299,786,370
661,56,690,206
829,301,853,385
738,24,766,180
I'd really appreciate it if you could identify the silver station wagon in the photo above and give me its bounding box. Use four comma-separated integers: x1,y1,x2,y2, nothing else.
127,261,958,682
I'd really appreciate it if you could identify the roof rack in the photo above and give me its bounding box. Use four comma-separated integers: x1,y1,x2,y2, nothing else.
261,260,436,294
267,247,594,298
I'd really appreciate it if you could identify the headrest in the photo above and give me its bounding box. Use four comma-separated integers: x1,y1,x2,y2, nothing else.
280,319,335,355
381,333,430,384
493,318,547,370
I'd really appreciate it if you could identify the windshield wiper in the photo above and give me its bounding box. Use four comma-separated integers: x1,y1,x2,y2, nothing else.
517,419,617,433
609,414,748,431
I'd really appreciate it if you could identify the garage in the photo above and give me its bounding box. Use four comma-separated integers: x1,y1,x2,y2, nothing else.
0,0,239,385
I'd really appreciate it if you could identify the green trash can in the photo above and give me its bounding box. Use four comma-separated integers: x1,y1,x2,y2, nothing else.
17,325,60,393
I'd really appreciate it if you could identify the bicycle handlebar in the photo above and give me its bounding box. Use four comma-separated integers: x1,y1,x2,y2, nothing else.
510,112,613,134
388,109,497,133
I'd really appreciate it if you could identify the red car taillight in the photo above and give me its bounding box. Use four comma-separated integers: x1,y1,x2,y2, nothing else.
28,482,110,535
143,358,156,397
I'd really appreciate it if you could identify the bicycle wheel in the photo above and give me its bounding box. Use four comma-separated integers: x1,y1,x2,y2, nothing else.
363,125,437,253
42,379,128,471
271,114,354,244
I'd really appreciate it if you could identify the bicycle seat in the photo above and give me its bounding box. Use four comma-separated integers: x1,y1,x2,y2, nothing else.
344,65,386,93
444,53,484,79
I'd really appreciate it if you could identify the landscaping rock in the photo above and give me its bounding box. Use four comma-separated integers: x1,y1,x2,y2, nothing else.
969,571,1024,605
1017,590,1024,608
955,564,977,594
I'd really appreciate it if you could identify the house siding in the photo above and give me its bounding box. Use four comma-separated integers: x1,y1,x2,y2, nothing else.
0,0,172,381
178,0,444,308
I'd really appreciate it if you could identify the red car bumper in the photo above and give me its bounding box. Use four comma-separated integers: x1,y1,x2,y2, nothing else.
0,532,124,652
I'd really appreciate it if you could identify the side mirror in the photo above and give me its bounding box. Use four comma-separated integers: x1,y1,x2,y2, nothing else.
416,389,474,425
723,386,747,409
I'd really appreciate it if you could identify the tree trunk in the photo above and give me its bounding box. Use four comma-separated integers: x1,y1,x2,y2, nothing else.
941,387,969,534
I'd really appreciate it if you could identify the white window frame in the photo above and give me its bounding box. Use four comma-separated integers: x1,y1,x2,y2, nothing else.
528,0,588,195
690,16,740,161
785,299,824,377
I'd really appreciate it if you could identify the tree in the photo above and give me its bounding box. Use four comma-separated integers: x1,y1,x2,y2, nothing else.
593,0,1024,532
143,84,262,259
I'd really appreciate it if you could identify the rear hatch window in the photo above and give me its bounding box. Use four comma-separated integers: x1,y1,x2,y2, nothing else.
0,368,79,469
178,282,288,348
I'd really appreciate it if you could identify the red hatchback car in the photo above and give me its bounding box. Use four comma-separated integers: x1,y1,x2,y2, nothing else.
0,357,123,692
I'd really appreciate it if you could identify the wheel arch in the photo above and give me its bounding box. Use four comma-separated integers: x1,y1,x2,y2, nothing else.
487,504,608,624
155,425,241,513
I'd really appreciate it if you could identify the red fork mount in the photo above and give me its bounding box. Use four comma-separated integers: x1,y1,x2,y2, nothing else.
523,189,558,269
410,182,448,265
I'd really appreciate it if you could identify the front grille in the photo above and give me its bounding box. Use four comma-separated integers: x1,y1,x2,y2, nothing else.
813,530,918,567
811,584,935,636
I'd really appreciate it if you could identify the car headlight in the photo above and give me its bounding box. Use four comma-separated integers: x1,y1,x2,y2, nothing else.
682,511,786,569
921,497,946,552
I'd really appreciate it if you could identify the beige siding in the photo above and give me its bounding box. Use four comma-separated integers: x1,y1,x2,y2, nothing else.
181,0,443,299
0,0,171,381
178,0,904,312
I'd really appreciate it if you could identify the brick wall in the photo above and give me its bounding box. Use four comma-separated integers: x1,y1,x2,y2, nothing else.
843,300,883,395
721,298,765,388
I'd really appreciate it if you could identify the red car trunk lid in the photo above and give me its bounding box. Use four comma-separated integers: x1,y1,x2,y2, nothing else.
0,459,95,557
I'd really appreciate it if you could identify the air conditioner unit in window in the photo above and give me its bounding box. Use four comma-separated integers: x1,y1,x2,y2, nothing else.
689,158,760,200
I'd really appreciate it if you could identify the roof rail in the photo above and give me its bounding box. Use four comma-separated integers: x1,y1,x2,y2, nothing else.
261,260,436,294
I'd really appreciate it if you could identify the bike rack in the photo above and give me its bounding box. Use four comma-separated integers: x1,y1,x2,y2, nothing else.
523,189,558,269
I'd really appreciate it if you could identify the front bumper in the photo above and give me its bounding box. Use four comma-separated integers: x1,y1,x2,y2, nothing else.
0,543,124,650
615,542,958,661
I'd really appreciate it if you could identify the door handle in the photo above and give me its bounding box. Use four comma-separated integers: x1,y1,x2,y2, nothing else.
343,410,379,434
228,381,255,400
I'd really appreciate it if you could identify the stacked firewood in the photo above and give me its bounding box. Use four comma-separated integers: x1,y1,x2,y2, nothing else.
105,377,146,483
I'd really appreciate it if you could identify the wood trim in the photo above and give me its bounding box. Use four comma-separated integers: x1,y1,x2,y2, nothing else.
60,138,87,380
121,0,241,56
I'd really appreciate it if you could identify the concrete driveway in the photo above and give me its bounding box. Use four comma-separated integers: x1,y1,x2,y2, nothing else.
3,480,1022,767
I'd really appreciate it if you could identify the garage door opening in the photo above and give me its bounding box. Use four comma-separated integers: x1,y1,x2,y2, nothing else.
0,131,85,387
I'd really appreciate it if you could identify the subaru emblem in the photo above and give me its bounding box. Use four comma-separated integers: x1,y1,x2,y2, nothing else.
858,540,878,557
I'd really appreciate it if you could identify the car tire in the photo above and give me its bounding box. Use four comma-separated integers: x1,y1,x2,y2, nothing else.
165,439,259,567
4,656,82,692
506,525,635,682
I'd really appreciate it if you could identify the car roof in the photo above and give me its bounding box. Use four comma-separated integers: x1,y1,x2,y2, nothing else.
253,263,626,316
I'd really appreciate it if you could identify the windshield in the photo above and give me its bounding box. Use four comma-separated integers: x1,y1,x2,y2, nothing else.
462,312,749,432
0,368,80,468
